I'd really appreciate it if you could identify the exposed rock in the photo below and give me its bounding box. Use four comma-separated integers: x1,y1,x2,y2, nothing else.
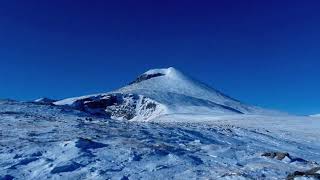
262,152,290,160
129,73,165,85
84,96,118,109
287,167,320,180
261,152,311,164
146,102,157,110
70,93,165,121
34,98,57,105
71,95,118,116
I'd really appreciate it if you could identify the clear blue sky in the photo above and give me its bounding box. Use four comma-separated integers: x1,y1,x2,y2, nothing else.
0,0,319,115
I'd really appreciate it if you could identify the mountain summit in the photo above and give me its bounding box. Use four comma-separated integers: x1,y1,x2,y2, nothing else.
55,67,280,121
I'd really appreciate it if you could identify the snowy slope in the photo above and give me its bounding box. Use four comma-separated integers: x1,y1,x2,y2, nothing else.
310,114,320,117
1,68,318,180
34,98,57,105
55,67,284,121
1,100,319,180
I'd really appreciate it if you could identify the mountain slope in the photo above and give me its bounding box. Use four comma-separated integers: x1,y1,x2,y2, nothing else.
1,100,319,180
310,114,320,117
55,67,283,121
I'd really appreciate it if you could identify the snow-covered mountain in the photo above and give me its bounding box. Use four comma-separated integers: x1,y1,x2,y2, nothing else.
55,67,283,121
1,68,319,180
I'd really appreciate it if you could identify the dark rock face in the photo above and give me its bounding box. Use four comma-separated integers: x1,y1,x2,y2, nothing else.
287,167,320,180
34,98,57,105
262,152,290,160
84,96,118,109
70,93,161,120
261,152,320,180
261,152,309,163
72,95,119,116
129,73,165,85
146,102,157,109
104,94,138,120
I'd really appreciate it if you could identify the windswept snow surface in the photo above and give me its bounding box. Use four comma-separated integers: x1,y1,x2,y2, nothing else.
2,68,318,179
55,67,284,121
310,114,320,118
1,100,320,179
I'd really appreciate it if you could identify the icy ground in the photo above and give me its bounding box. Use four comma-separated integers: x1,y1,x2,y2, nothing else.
1,100,320,180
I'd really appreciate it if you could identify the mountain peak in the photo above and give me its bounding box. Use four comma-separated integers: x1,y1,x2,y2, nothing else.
144,67,180,76
130,67,185,85
143,67,185,78
55,67,283,121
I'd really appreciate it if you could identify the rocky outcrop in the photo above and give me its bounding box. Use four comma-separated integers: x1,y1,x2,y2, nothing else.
262,152,291,160
261,152,311,164
34,98,57,105
129,73,165,85
69,93,166,121
287,167,320,180
261,152,320,180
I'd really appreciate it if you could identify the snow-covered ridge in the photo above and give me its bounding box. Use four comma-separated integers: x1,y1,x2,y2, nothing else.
55,67,285,121
34,97,57,104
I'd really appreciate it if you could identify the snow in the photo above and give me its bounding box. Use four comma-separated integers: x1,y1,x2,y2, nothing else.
55,67,285,121
310,114,320,117
0,100,319,179
2,67,319,179
114,67,262,114
34,98,57,104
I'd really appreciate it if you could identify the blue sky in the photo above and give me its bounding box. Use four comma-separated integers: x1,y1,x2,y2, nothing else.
0,0,319,115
